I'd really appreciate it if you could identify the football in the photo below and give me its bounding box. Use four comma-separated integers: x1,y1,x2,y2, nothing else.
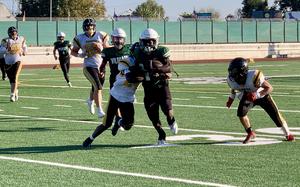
151,59,163,69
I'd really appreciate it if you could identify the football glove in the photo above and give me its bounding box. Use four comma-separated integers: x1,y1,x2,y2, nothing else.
245,92,258,102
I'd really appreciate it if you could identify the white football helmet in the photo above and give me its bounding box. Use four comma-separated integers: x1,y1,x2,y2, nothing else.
139,28,159,54
57,32,66,41
111,28,126,50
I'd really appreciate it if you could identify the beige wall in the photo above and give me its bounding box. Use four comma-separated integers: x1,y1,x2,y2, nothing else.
22,43,300,65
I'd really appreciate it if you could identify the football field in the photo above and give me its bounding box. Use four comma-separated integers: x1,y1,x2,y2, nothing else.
0,60,299,186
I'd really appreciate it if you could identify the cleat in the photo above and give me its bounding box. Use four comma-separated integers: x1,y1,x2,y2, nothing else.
10,94,15,102
111,123,120,136
86,99,95,114
169,121,178,135
2,77,6,80
67,82,72,87
112,117,121,136
157,139,167,145
243,131,256,144
97,108,105,118
82,137,93,148
286,134,295,141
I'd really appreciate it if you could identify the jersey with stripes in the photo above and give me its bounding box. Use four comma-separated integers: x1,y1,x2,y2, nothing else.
73,31,107,69
227,70,265,100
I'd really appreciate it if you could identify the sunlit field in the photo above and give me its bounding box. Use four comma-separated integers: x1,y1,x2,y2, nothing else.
0,60,299,187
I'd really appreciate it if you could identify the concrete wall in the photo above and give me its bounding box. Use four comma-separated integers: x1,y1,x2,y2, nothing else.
21,43,300,65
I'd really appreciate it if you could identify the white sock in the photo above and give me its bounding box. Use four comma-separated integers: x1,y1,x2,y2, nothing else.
281,123,290,136
98,106,104,112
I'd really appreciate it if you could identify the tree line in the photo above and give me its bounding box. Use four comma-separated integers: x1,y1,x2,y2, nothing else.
17,0,300,19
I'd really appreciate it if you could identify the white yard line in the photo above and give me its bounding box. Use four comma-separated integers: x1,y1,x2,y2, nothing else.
0,156,235,187
1,94,300,113
21,107,40,110
53,105,72,108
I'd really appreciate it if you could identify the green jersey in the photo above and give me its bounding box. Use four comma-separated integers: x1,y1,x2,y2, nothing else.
101,44,131,83
54,40,71,58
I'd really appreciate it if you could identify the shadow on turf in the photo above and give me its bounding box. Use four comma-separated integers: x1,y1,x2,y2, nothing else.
0,141,237,155
0,144,152,154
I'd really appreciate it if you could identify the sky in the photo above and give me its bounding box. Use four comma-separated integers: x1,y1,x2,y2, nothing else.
105,0,276,20
1,0,276,20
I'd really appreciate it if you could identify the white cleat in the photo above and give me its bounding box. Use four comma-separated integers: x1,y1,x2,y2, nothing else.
169,121,178,135
67,82,72,87
86,99,95,114
97,108,105,118
157,140,167,145
10,94,16,102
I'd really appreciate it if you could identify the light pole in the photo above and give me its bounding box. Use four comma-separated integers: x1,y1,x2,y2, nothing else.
50,0,52,21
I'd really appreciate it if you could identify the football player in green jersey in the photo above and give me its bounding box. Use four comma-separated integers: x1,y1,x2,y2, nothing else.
100,28,131,130
131,28,178,145
53,32,72,87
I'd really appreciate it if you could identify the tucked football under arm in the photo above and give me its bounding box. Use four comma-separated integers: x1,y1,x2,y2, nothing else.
152,58,171,73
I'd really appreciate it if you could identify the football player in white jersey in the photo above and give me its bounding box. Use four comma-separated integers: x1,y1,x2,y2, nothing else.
82,57,143,148
3,26,27,102
226,57,295,143
71,18,110,118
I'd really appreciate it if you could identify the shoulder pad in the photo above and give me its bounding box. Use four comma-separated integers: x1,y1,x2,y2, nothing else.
252,70,264,87
157,46,170,58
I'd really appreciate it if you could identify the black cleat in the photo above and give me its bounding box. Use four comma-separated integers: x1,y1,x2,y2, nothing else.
112,117,121,136
82,137,93,148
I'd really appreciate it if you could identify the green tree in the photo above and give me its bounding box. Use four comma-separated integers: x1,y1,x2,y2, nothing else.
241,0,269,18
274,0,300,11
58,0,105,18
18,0,105,18
132,0,165,19
18,0,59,17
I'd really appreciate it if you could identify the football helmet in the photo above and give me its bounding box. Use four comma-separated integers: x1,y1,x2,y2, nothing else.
111,28,126,50
57,32,66,41
8,26,18,38
228,57,248,84
82,18,96,36
139,28,159,54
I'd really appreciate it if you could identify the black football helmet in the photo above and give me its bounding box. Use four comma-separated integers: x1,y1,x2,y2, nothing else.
228,57,248,84
8,26,18,38
82,18,96,34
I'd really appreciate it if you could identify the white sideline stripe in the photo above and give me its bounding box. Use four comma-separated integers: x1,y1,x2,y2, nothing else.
0,156,235,187
1,94,300,113
21,107,39,110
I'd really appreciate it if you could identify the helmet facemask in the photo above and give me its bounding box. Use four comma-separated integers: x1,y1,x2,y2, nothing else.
140,38,158,54
8,27,18,39
112,36,125,50
84,25,96,37
83,19,96,37
229,66,248,84
139,28,159,55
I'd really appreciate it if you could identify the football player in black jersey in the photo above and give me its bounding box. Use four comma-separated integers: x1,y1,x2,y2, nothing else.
131,28,178,145
53,32,72,87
